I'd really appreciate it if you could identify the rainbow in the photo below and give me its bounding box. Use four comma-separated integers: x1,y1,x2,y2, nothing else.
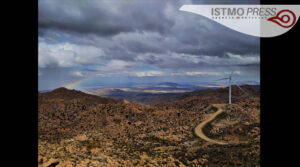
63,77,91,89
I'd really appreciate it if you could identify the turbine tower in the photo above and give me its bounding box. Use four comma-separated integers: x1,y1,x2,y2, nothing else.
216,71,233,104
215,71,249,104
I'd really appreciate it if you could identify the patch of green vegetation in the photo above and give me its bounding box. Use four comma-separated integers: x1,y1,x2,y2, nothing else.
174,161,180,167
210,106,218,112
214,112,228,123
202,112,228,138
202,122,216,138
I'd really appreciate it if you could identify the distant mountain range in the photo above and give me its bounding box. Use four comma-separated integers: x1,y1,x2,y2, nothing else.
39,83,260,105
86,82,259,105
39,89,52,93
39,82,260,93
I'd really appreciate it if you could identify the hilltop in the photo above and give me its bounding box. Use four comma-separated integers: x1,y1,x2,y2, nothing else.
178,85,259,99
39,87,118,104
156,85,259,111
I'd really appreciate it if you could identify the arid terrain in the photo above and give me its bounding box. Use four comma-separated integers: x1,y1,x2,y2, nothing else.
38,85,260,167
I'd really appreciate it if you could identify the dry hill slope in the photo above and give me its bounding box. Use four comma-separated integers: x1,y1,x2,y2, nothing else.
38,86,260,167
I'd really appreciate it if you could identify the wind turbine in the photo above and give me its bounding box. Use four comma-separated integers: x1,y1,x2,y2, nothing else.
216,71,233,104
216,71,248,104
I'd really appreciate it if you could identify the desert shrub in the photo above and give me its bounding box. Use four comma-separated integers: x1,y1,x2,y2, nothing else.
210,106,218,112
113,118,121,124
214,112,228,122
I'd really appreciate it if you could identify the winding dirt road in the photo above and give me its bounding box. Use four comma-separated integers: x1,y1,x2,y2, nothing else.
194,104,228,145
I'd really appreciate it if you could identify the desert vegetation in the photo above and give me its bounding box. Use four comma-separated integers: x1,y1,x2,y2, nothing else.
38,86,260,166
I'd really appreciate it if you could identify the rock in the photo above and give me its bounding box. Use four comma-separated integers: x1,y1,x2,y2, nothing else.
43,159,59,167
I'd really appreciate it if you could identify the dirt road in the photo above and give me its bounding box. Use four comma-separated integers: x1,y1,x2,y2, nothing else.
194,104,228,145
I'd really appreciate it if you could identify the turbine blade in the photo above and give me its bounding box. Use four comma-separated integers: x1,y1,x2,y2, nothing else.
215,77,229,81
232,81,248,95
231,70,234,76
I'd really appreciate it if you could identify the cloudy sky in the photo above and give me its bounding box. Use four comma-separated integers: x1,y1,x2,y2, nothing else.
38,0,260,90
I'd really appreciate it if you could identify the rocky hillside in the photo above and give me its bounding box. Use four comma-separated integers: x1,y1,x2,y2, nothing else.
39,87,118,105
156,85,259,111
38,86,260,167
38,87,119,141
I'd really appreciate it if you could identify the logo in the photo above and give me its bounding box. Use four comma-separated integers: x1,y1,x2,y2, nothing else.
268,9,296,28
179,5,300,37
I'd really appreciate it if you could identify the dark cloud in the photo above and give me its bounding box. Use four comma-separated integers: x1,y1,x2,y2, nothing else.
38,0,260,89
39,0,260,59
39,0,175,36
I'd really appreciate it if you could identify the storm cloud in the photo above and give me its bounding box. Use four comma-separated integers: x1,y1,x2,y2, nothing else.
38,0,260,90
